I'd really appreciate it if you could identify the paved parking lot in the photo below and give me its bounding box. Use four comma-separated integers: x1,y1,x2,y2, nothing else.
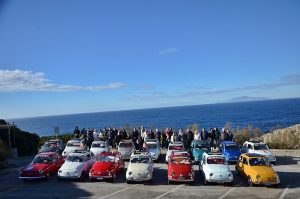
0,152,300,199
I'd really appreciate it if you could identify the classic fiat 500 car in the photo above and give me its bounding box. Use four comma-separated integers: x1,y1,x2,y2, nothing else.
145,140,161,161
39,139,65,154
190,140,209,163
235,153,280,187
200,152,233,185
168,151,194,184
89,151,124,182
220,141,241,163
90,141,109,156
126,151,154,183
117,140,134,160
241,141,276,163
62,139,87,158
58,150,95,181
19,152,64,181
165,142,184,164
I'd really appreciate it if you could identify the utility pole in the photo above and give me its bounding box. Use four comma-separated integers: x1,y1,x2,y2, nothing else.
0,123,17,157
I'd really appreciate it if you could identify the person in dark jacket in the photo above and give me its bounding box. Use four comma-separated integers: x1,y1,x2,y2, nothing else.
215,128,221,146
73,126,80,138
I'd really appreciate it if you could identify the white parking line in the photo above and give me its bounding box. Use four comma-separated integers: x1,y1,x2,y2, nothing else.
97,185,136,199
154,184,184,199
218,182,242,199
279,184,290,199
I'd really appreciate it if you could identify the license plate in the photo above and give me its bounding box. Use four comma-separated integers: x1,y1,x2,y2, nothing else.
97,177,103,180
179,176,185,180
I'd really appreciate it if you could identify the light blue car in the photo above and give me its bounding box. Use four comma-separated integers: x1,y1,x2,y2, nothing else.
190,140,209,163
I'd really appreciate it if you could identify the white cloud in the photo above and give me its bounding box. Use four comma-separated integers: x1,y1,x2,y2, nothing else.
158,48,179,56
0,69,126,92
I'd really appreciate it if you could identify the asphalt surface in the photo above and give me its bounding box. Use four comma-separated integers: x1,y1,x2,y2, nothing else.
0,151,300,199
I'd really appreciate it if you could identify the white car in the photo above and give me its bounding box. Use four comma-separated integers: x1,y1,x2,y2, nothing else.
126,151,154,183
58,150,95,181
241,141,276,163
200,152,233,186
117,140,134,160
90,141,109,156
145,140,161,161
165,142,184,164
62,139,87,158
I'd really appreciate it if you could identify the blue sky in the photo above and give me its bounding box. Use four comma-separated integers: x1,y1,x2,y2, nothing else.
1,0,300,119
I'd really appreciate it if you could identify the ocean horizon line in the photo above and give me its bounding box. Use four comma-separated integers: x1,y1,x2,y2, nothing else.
7,97,300,121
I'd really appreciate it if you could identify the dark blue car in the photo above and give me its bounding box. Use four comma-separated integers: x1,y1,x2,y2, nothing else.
220,141,241,163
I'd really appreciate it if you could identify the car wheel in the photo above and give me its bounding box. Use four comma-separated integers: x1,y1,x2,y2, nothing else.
22,179,29,182
126,179,131,184
248,177,253,187
80,171,86,182
57,176,62,181
89,177,95,182
111,175,117,183
45,172,51,181
167,179,172,185
147,178,153,184
203,177,208,186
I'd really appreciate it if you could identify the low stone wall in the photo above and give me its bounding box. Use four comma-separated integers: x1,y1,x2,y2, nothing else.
261,124,300,149
271,149,300,157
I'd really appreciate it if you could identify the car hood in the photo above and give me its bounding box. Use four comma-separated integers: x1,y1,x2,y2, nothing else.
63,146,80,153
204,164,230,174
92,162,114,171
60,162,83,171
170,164,192,174
128,163,150,172
22,163,50,172
249,166,276,176
192,149,206,156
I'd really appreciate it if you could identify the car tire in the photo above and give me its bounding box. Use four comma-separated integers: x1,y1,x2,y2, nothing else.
203,177,208,186
89,177,95,182
111,175,117,183
45,172,51,181
248,176,253,187
126,179,131,184
57,176,62,181
22,179,29,182
80,171,86,182
167,179,172,185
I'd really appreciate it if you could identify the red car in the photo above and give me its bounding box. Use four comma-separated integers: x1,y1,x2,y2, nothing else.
167,151,195,184
89,151,124,182
19,152,64,181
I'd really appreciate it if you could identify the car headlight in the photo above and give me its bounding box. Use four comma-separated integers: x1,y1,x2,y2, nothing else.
209,173,213,177
256,175,261,179
171,171,175,176
228,172,232,177
128,171,132,175
108,171,111,176
188,172,193,177
58,170,62,173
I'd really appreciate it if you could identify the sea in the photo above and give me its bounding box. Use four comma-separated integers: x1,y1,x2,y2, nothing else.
7,98,300,137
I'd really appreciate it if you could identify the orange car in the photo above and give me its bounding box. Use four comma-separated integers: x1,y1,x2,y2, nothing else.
235,153,280,187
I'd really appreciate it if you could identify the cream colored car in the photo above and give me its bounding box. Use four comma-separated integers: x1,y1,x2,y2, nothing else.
126,152,154,184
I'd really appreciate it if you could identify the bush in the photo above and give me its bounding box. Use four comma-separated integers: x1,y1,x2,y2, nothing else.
0,141,9,162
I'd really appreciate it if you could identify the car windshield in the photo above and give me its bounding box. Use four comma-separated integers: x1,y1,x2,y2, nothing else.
97,155,115,162
249,157,268,166
66,155,85,162
254,144,268,150
130,157,150,164
92,143,106,148
148,143,157,149
207,157,225,164
67,142,81,147
169,145,183,150
225,144,238,150
32,156,53,164
171,157,191,164
119,142,132,148
40,146,56,152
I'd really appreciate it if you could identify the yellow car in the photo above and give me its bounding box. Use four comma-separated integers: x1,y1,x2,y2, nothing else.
235,153,280,187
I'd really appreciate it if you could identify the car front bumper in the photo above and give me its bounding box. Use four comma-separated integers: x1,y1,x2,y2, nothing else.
168,176,194,182
19,176,45,179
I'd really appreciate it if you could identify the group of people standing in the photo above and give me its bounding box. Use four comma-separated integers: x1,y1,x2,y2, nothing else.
73,125,234,150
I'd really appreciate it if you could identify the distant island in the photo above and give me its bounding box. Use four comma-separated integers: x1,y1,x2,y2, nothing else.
225,96,270,103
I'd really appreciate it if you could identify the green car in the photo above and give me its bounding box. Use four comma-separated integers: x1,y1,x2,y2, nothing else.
190,140,209,163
